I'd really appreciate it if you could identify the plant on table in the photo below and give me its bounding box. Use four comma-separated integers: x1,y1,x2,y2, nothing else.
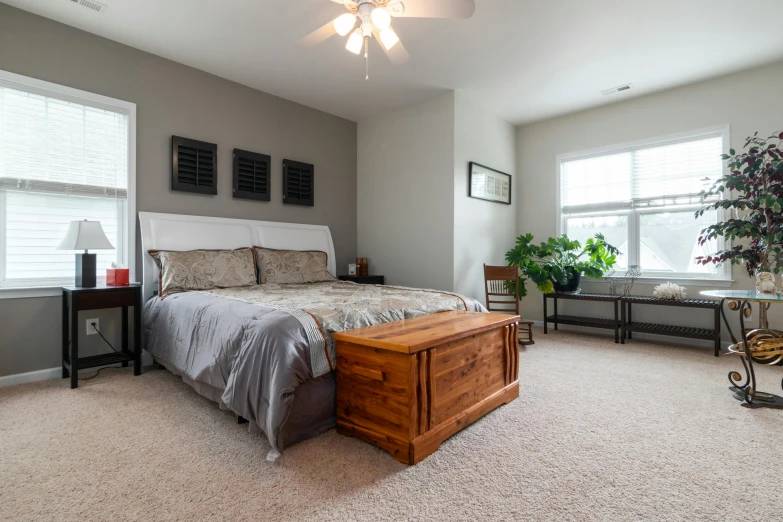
505,233,619,296
695,130,783,325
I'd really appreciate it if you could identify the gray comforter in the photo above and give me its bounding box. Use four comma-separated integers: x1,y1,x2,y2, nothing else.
142,281,485,457
143,292,317,457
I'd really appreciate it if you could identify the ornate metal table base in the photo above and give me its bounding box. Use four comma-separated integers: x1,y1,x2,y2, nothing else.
729,384,783,409
711,294,783,410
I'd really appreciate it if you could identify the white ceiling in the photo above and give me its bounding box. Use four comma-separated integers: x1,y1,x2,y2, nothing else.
4,0,783,124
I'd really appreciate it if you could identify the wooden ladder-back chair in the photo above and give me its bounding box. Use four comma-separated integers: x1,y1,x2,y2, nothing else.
483,264,535,345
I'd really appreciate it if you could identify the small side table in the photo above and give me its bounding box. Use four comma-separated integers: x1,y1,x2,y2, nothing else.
338,275,385,285
702,289,783,409
62,283,142,389
543,292,621,343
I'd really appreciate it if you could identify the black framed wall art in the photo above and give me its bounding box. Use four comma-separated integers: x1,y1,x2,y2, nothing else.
232,148,271,201
468,162,511,205
282,159,314,207
171,136,218,195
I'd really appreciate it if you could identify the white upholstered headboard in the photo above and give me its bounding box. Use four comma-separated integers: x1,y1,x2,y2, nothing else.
138,212,336,300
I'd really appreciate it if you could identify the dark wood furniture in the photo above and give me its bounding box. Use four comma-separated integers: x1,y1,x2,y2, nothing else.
338,275,385,285
171,136,217,195
544,292,622,343
483,264,535,345
621,296,721,356
62,283,142,389
542,292,721,353
334,311,520,464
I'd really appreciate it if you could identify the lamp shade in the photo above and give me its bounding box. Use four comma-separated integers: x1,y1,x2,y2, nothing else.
56,220,114,251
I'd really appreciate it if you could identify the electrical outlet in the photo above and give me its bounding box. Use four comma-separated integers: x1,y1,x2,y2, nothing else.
86,318,100,335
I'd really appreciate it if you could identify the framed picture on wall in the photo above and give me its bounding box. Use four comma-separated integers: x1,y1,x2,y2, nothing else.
468,162,511,205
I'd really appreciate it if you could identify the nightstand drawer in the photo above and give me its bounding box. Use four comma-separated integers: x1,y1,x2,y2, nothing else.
76,288,138,310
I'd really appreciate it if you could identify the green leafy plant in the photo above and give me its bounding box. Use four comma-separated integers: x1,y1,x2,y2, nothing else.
696,131,783,276
505,233,619,296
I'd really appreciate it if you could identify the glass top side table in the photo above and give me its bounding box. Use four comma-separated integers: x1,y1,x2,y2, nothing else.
701,290,783,409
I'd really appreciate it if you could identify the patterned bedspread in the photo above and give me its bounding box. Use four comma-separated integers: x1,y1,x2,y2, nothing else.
201,281,486,377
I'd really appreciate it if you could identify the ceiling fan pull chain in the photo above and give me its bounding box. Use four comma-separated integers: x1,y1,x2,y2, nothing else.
364,37,370,81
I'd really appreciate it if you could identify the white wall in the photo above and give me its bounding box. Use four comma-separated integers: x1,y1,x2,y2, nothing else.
358,92,455,291
516,60,783,335
453,93,516,302
358,91,516,301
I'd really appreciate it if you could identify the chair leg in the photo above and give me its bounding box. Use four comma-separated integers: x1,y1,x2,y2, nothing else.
518,322,535,345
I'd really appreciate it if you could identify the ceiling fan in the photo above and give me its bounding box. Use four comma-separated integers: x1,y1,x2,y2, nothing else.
299,0,476,80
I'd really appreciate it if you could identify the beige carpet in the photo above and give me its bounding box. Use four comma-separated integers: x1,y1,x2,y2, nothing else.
2,328,782,521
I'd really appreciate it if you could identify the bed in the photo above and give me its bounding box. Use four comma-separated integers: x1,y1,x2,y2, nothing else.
139,212,485,459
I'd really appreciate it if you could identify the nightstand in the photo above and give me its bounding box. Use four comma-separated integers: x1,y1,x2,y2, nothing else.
62,283,142,389
338,275,385,285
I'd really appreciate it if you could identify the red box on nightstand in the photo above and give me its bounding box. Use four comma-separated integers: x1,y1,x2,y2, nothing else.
106,268,130,286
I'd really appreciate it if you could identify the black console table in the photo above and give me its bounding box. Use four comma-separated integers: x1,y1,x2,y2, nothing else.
543,293,622,343
543,292,721,351
621,296,721,356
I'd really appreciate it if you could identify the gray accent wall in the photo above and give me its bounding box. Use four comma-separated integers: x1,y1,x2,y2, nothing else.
0,4,357,378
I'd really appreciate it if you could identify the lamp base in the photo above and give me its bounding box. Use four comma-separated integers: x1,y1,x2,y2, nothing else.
75,253,97,287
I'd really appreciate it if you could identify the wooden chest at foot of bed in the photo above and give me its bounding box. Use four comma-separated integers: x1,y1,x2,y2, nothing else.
334,311,520,464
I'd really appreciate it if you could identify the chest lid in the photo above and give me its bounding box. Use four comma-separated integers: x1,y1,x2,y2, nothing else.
333,311,519,354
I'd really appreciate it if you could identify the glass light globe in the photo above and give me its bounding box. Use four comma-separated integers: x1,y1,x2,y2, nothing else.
334,13,357,36
371,8,391,30
346,29,364,54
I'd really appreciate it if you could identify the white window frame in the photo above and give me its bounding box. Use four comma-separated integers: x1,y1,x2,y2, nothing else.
555,125,733,287
0,69,136,299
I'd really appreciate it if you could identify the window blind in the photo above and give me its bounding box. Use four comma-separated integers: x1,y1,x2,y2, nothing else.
561,134,723,214
5,191,119,280
0,80,129,285
0,85,128,199
561,152,632,212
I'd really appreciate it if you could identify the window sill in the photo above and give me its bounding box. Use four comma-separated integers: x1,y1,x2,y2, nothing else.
0,286,62,299
587,277,735,288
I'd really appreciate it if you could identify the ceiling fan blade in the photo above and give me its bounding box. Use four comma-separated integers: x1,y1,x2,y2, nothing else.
299,20,339,48
389,0,475,19
372,28,409,65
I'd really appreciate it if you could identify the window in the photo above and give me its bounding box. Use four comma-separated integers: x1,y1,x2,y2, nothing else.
558,127,730,281
0,70,135,294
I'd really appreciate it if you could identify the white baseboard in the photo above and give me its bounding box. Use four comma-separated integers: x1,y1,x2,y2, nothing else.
0,367,62,388
0,351,155,388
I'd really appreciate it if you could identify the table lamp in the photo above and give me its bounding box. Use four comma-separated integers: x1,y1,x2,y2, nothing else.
56,220,114,287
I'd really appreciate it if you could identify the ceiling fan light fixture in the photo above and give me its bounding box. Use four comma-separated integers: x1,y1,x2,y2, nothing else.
334,13,357,36
371,7,391,30
379,27,400,50
346,28,364,54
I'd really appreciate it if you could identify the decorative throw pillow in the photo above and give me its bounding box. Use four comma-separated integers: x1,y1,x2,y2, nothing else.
254,247,334,284
149,248,257,297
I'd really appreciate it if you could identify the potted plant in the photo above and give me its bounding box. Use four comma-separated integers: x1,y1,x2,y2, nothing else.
695,131,783,279
505,233,620,296
696,130,783,325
